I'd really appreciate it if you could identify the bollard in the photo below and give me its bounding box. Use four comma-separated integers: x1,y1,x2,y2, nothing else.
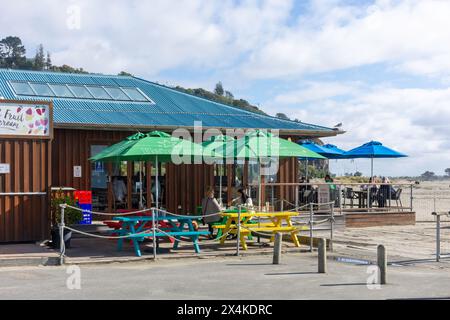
318,238,327,273
377,245,387,285
309,203,314,253
436,213,441,262
273,233,282,264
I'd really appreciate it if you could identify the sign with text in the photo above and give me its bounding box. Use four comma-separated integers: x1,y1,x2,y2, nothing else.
0,163,10,174
0,101,52,138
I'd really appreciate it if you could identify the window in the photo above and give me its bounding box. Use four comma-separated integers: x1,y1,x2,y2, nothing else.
8,80,154,103
30,83,55,97
68,85,94,99
10,81,35,96
121,87,150,102
104,87,131,101
86,86,113,100
49,84,74,98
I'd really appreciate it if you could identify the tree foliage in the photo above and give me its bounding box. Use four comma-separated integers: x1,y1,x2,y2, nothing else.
0,36,27,69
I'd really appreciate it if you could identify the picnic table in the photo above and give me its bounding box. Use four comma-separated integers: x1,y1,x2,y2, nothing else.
213,211,306,250
112,215,209,257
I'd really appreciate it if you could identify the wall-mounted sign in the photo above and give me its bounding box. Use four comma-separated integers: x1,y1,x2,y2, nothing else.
0,101,52,138
74,166,82,178
0,163,10,174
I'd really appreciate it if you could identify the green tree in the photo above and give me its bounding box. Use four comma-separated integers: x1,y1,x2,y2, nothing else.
214,81,224,96
33,44,45,70
0,36,27,68
225,90,234,100
421,171,436,180
354,171,363,177
276,113,290,120
45,51,52,70
118,71,133,76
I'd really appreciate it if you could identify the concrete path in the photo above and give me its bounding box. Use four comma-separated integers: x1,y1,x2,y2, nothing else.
0,253,449,300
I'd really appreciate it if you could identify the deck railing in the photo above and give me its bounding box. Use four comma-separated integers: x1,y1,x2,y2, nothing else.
247,182,415,214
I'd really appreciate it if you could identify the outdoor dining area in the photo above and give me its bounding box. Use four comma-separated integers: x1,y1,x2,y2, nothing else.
55,130,411,258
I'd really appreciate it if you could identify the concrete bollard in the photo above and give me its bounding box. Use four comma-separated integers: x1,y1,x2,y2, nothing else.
273,233,282,264
377,245,387,285
318,238,327,273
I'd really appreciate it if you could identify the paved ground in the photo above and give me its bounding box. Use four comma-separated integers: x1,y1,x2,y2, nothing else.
0,252,449,300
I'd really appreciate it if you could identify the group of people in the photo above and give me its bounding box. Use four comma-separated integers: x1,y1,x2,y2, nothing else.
362,176,397,207
201,186,253,238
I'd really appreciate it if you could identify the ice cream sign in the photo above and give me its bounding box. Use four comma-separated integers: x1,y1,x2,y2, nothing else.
0,101,52,137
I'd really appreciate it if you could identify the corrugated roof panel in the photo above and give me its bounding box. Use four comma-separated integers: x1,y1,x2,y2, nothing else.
0,69,336,133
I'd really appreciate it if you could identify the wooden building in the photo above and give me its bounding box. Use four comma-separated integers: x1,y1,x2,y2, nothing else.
0,69,342,242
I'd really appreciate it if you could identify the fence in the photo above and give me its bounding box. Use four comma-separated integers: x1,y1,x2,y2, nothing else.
57,202,336,264
432,211,450,262
249,182,415,214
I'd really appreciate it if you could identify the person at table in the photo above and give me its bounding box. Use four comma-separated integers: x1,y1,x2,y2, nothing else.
112,176,127,205
201,186,223,238
362,177,378,206
378,177,394,207
232,188,254,208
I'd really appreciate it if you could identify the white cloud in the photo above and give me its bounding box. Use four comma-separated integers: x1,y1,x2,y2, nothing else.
266,83,450,176
242,0,450,79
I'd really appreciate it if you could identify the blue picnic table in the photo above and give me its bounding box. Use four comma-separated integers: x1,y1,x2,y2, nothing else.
112,215,209,257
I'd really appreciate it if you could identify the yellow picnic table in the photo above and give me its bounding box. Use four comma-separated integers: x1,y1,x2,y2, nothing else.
214,211,307,250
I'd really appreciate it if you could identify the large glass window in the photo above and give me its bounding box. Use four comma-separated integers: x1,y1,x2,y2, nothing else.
10,81,35,95
91,145,108,211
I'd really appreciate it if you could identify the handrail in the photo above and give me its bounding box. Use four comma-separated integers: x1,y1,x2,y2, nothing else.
0,192,47,196
249,182,415,187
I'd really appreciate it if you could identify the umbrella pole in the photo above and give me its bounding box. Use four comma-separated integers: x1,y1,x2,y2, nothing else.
219,163,223,206
258,161,262,210
305,159,309,180
139,161,143,209
155,156,159,209
371,158,374,179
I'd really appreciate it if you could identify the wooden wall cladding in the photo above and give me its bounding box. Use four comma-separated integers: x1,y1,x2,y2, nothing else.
0,139,51,242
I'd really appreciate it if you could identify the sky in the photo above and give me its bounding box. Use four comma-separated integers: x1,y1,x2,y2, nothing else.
1,0,449,177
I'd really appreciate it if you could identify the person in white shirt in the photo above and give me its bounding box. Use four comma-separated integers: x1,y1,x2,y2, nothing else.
112,176,127,203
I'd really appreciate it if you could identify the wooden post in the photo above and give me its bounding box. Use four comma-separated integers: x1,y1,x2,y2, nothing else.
318,238,327,273
377,245,387,285
273,232,282,264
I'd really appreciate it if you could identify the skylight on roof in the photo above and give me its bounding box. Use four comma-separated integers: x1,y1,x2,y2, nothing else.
8,80,154,103
68,85,94,99
30,83,55,97
49,84,74,98
10,81,35,95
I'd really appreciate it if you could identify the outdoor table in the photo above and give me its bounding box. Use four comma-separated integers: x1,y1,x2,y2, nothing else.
214,211,305,250
113,215,209,257
353,190,368,208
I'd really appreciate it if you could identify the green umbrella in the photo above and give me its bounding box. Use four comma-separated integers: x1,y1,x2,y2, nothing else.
202,134,236,205
90,132,146,162
90,130,204,209
233,130,325,208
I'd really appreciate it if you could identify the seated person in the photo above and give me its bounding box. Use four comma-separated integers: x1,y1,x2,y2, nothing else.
231,188,254,208
378,177,395,207
112,176,127,205
201,186,223,238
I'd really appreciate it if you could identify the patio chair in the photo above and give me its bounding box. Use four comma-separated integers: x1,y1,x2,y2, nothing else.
391,188,403,210
343,187,357,208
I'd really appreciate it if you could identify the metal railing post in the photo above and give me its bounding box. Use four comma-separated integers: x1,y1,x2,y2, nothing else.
295,186,299,212
436,213,441,262
152,208,157,260
330,203,334,252
410,184,414,212
367,185,371,211
236,205,241,256
59,204,65,266
309,203,314,252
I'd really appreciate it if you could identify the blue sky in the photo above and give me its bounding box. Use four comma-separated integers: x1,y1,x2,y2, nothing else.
2,0,450,176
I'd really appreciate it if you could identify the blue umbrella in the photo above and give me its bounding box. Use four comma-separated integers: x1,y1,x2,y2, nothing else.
322,144,346,159
298,141,340,179
342,141,407,178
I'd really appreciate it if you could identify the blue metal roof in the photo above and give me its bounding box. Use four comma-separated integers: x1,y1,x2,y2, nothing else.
0,69,338,135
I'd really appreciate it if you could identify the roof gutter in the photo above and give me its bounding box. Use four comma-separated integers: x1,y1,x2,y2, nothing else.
54,122,345,138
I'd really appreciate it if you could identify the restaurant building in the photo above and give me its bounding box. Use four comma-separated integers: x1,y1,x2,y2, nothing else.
0,69,342,242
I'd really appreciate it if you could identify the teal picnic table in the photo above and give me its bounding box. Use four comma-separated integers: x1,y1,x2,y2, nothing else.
113,215,209,257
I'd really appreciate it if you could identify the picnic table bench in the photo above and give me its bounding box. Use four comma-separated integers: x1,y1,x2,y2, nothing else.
213,211,307,250
112,215,209,257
